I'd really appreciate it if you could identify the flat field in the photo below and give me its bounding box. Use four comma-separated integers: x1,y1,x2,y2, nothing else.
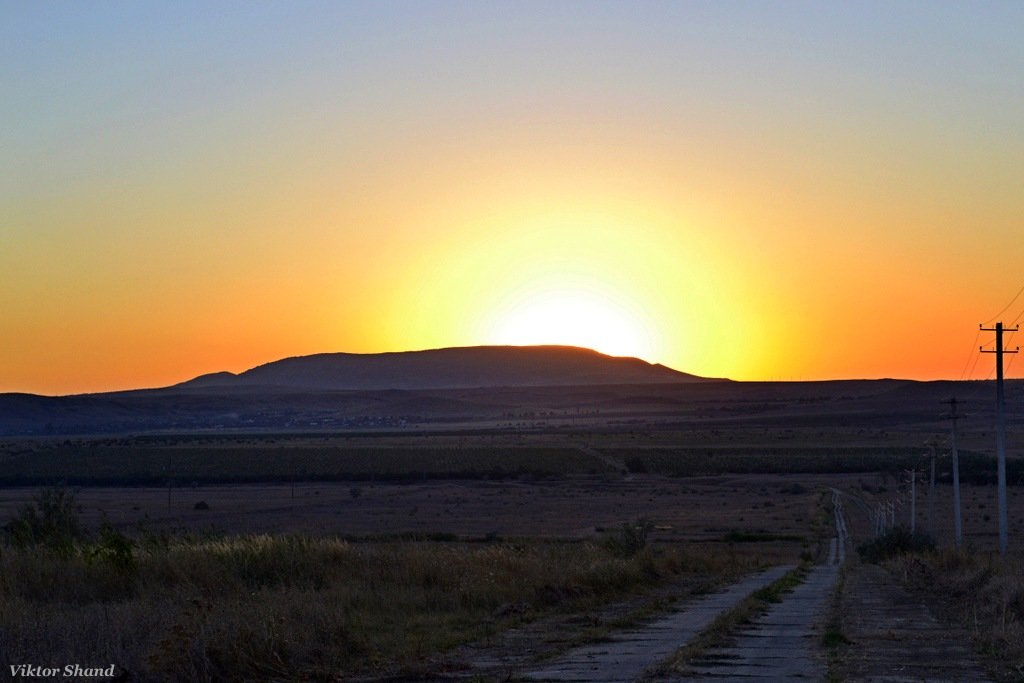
0,474,828,547
4,380,1024,680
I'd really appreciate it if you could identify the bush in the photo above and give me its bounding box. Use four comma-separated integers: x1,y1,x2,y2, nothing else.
625,457,647,474
857,527,935,563
723,531,804,543
4,487,82,555
602,517,654,558
88,522,137,576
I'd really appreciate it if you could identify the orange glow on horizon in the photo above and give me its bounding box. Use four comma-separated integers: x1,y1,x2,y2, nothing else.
4,5,1023,394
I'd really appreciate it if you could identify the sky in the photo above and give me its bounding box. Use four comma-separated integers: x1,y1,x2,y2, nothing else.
3,1,1024,394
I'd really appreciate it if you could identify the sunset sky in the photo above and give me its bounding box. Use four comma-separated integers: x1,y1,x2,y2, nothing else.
4,2,1024,395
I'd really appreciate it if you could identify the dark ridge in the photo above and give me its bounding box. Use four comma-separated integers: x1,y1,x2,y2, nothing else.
174,345,708,391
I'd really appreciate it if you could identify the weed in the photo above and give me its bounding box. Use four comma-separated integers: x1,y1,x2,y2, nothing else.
4,486,82,555
821,628,852,647
602,518,654,558
722,531,804,543
625,457,647,473
857,527,935,563
88,522,137,576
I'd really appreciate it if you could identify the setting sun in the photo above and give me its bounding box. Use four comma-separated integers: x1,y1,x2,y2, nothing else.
486,283,655,360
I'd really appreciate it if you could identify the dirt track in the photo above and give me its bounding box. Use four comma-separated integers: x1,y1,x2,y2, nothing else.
836,562,992,682
522,566,794,682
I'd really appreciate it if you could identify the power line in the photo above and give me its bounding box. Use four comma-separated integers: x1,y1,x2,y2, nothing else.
1009,303,1024,329
959,328,983,380
984,282,1024,325
967,346,984,380
978,335,1017,381
1004,332,1019,378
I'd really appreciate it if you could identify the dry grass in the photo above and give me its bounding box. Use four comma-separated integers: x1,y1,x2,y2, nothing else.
890,550,1024,680
0,533,756,681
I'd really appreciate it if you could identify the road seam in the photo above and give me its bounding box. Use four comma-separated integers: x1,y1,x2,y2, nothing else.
520,565,795,682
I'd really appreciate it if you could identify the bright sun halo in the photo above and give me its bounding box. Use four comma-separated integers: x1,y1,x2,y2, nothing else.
486,286,654,360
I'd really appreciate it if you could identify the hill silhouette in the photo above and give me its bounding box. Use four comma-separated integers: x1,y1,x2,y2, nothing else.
175,345,706,391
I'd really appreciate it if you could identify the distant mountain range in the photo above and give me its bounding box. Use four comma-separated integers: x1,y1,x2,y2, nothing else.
0,346,712,435
0,345,1019,438
175,345,707,391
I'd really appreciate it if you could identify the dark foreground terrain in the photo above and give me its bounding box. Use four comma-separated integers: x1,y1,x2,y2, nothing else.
2,371,1024,681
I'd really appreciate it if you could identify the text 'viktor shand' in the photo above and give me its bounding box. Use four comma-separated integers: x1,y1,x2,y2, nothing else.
10,664,118,678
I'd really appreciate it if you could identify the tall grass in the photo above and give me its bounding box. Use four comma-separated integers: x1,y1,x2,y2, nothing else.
0,534,753,681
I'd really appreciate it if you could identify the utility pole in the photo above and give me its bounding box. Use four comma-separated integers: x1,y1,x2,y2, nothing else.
910,468,916,534
943,398,963,549
166,451,172,512
927,441,937,539
981,321,1019,557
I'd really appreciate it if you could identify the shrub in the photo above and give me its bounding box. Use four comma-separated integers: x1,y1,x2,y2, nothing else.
602,517,654,558
4,487,82,555
88,522,137,576
723,531,804,543
857,527,935,563
625,457,647,474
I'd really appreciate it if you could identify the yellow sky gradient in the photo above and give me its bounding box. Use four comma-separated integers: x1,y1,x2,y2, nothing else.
3,4,1023,394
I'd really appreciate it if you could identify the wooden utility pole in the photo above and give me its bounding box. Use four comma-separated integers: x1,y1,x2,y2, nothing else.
927,442,937,538
944,398,963,549
981,321,1019,557
166,451,173,512
910,468,916,534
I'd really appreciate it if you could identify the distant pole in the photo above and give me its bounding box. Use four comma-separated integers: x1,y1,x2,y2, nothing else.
981,321,1019,557
910,468,916,533
944,398,963,549
166,452,172,512
927,442,937,539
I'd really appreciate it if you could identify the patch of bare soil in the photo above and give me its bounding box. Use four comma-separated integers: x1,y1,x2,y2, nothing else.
835,561,993,682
